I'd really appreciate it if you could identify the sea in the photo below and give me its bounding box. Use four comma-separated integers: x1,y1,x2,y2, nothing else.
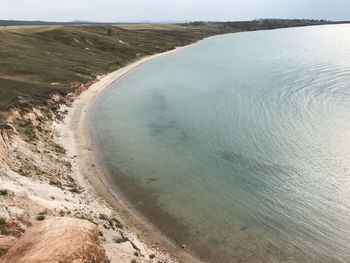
91,24,350,262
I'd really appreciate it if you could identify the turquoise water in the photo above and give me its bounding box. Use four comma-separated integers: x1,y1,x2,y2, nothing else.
91,25,350,262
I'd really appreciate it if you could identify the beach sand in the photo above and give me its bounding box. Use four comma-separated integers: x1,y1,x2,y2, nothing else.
58,45,202,263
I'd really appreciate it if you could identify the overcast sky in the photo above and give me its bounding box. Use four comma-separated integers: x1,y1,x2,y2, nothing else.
0,0,349,22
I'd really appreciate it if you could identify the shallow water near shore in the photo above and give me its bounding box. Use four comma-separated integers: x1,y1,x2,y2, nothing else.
91,25,350,262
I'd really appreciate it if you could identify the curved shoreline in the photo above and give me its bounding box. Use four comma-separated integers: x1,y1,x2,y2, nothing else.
59,43,205,262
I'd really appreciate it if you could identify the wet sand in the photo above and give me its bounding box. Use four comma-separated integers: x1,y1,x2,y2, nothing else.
59,45,203,263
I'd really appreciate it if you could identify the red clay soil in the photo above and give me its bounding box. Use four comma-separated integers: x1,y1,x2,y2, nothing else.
1,217,109,263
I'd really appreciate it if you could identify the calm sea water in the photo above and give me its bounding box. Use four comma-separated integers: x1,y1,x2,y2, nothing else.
91,25,350,262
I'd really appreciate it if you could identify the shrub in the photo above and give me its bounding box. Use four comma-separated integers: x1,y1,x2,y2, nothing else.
0,189,8,196
24,127,37,141
0,218,7,235
99,213,108,220
69,187,80,193
62,161,72,169
18,167,30,177
79,215,95,224
35,215,45,221
0,248,8,257
111,218,123,229
57,87,74,96
17,119,31,128
107,28,113,35
0,228,8,235
51,143,66,154
113,236,129,243
49,180,62,188
67,175,75,182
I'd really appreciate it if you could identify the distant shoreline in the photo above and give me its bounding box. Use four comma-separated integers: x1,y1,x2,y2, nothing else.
59,43,204,262
1,19,350,27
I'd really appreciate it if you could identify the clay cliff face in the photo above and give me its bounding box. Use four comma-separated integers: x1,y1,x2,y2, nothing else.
1,217,109,263
0,92,179,263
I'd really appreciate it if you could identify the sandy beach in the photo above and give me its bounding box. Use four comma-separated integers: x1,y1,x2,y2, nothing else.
58,45,202,263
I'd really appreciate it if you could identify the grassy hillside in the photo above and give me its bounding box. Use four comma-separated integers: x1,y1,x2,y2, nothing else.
0,24,232,111
0,20,346,112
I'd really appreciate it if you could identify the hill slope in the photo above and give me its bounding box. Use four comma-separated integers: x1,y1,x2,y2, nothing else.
0,20,346,112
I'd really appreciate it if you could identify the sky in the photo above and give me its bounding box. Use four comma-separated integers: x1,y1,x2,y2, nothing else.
0,0,349,22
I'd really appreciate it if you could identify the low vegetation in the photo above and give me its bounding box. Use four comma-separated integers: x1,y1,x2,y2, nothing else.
35,211,47,221
17,165,31,177
35,215,46,221
0,248,8,257
111,217,123,229
51,143,66,154
113,236,129,243
0,217,7,235
0,189,8,196
0,19,342,114
49,179,63,189
15,119,37,141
